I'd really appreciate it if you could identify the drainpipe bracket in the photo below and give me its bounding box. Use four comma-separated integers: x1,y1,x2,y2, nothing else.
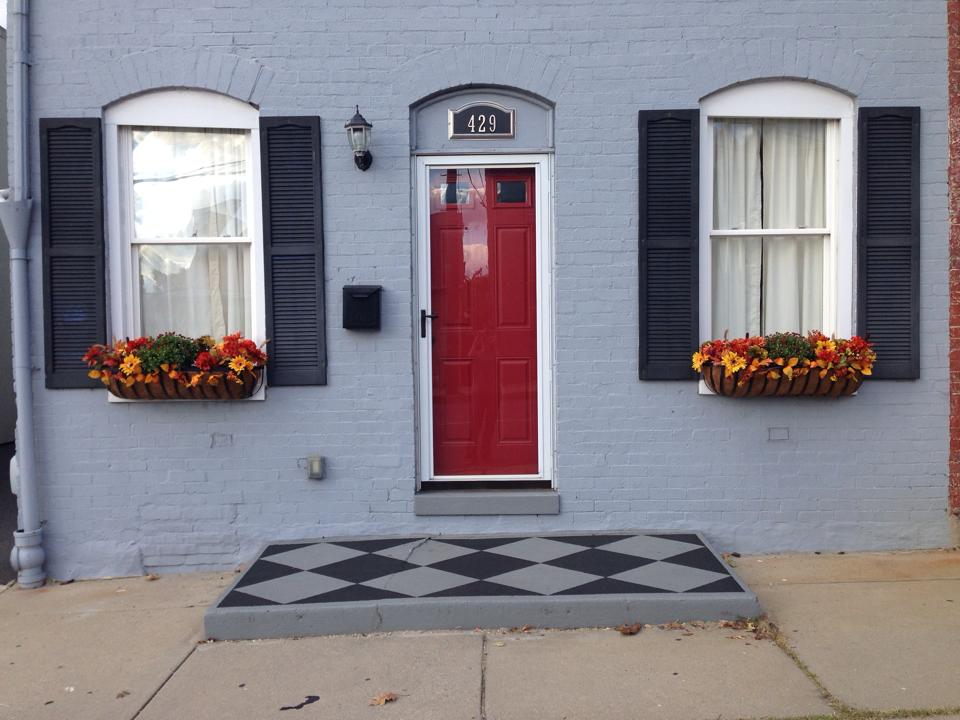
0,198,34,253
10,528,45,589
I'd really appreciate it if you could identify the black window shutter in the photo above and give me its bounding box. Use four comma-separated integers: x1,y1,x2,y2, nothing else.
260,117,327,386
857,107,920,380
638,110,699,380
40,118,105,389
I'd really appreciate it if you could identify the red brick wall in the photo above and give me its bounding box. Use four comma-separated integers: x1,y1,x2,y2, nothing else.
950,0,960,514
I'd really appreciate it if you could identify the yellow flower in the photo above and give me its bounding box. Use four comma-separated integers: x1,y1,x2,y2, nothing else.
120,354,141,376
691,352,706,371
87,369,101,379
816,339,836,353
720,350,746,377
228,355,253,374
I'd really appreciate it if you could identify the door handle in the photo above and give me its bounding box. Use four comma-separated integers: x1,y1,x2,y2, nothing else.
420,309,438,338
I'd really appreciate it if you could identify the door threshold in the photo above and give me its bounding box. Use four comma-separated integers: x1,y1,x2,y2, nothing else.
414,487,559,516
420,479,551,491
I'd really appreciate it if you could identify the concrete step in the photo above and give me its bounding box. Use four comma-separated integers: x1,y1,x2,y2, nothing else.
205,531,760,639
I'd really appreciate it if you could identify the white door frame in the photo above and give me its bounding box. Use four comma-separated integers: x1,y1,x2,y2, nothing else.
414,153,555,488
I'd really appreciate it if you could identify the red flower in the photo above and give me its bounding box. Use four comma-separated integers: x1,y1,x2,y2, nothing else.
124,337,151,353
193,351,214,371
82,345,103,364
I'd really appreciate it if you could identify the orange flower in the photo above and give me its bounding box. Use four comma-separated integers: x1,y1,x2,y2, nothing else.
228,355,253,374
120,354,141,376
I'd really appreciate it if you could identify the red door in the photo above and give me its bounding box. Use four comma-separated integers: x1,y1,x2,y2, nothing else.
428,167,538,476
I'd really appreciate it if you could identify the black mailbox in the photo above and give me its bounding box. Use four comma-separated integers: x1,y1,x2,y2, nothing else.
343,285,382,330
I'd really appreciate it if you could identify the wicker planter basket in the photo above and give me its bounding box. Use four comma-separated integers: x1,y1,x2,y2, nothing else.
106,368,263,401
702,365,862,398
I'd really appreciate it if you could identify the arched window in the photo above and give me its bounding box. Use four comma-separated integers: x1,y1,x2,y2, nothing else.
104,90,264,343
699,80,854,341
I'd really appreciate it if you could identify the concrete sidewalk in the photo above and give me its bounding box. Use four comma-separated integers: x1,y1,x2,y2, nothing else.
0,549,957,720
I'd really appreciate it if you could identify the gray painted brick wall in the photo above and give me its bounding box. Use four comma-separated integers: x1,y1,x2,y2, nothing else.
19,0,950,579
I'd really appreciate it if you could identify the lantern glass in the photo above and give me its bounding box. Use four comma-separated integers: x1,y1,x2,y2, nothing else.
348,125,369,154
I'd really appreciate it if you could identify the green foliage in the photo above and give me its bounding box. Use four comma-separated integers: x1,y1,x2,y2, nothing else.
136,333,205,372
763,332,815,361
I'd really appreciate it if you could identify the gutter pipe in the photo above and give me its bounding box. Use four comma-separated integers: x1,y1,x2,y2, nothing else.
0,0,44,588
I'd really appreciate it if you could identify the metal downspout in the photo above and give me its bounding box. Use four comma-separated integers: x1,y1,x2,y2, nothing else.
0,0,44,588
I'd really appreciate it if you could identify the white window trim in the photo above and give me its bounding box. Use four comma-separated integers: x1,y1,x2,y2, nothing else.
698,80,855,349
103,90,266,401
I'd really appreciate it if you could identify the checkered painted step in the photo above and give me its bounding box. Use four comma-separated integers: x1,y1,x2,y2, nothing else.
218,533,746,607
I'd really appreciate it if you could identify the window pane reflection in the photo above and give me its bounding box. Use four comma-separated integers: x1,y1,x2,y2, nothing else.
132,128,248,239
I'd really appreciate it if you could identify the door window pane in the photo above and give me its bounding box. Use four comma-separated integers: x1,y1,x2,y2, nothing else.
496,180,527,204
138,243,251,338
131,128,248,239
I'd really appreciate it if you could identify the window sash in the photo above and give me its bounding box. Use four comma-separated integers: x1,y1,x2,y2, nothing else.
130,236,253,245
118,125,258,337
706,116,840,337
710,228,828,237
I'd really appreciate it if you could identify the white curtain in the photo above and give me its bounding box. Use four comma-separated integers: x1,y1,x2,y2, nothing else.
712,236,761,338
139,244,250,338
712,118,826,336
713,119,761,230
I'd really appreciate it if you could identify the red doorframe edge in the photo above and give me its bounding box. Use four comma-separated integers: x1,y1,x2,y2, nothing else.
949,0,960,515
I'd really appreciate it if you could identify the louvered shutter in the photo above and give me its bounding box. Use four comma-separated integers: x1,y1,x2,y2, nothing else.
638,110,699,380
40,118,105,389
857,107,920,380
260,117,327,385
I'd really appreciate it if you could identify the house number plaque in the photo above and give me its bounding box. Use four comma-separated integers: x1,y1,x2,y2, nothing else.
448,101,516,139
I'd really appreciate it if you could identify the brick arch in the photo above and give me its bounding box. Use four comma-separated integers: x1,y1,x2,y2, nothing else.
395,45,570,107
686,39,872,100
93,49,275,109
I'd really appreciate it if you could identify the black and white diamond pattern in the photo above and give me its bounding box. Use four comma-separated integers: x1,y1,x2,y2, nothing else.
219,533,745,608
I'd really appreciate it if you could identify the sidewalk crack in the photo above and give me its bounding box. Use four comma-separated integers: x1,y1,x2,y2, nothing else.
479,633,488,720
130,642,197,720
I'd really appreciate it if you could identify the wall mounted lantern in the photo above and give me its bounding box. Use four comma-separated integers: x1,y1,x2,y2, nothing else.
345,106,373,171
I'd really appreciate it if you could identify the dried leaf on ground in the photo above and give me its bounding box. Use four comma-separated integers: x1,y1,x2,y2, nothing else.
509,624,533,633
661,621,686,630
369,692,399,707
144,573,159,581
115,690,130,699
616,622,642,635
719,619,756,632
751,618,778,641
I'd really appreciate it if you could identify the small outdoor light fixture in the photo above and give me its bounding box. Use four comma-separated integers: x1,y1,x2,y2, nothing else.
345,105,373,171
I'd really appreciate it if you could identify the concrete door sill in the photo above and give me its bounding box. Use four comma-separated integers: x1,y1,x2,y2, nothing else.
414,489,560,516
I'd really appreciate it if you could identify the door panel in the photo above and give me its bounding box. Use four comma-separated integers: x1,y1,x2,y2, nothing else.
429,167,538,476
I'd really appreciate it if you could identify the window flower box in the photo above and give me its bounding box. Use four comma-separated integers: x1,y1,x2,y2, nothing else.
83,332,267,402
693,332,875,398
